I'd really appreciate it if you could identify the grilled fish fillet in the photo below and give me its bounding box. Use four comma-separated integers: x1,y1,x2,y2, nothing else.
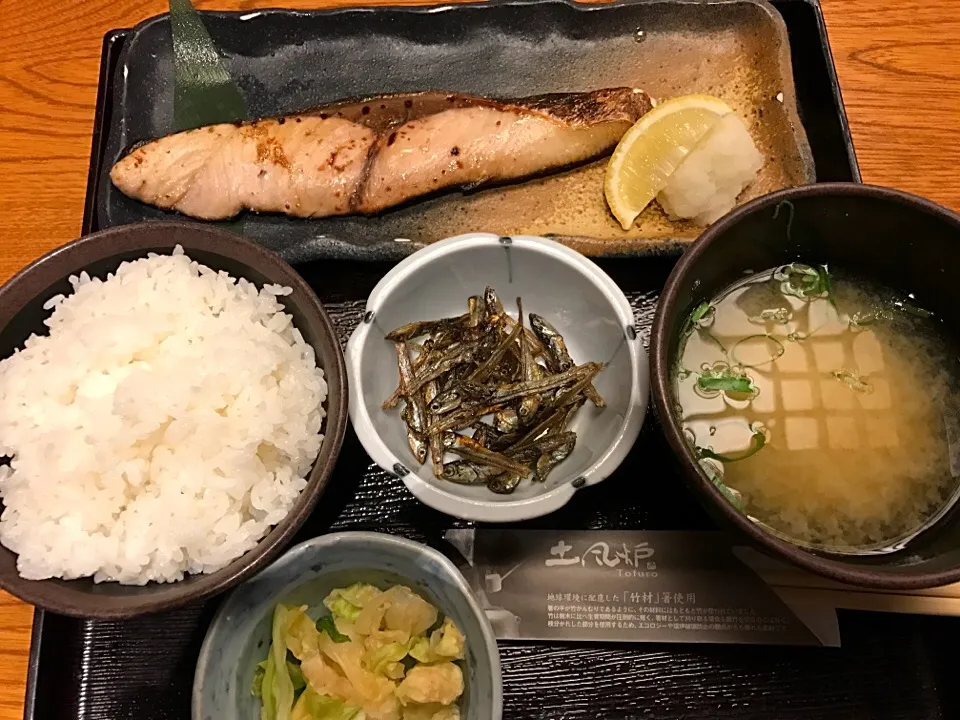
110,88,653,220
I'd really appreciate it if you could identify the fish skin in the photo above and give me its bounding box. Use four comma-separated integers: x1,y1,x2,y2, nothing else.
111,88,652,221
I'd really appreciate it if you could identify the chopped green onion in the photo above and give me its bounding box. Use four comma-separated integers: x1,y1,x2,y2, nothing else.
730,334,785,368
777,263,833,302
696,375,755,394
697,430,766,463
698,459,744,511
690,302,712,325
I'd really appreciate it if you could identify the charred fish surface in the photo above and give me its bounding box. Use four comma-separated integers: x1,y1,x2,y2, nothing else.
110,88,653,220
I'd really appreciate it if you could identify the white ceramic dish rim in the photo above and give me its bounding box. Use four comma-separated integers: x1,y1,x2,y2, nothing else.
192,531,504,720
346,232,649,522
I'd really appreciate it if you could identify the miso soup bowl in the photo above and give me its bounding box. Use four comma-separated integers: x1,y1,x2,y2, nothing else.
651,183,960,590
346,233,649,522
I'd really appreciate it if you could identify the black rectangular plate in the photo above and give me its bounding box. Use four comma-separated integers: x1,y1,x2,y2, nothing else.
91,0,859,263
31,3,954,720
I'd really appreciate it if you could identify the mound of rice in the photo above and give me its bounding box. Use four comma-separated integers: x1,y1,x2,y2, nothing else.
0,247,327,584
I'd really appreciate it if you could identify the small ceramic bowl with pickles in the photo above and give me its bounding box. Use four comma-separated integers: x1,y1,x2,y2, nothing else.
193,531,503,720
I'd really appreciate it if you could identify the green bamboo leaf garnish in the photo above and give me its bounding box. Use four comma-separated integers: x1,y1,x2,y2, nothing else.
170,0,248,132
169,0,248,234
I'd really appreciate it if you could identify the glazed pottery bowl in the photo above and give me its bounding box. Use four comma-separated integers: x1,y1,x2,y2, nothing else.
346,232,648,522
651,183,960,590
0,222,348,617
192,531,503,720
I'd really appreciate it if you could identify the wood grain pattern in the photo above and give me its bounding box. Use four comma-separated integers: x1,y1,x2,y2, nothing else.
0,0,958,717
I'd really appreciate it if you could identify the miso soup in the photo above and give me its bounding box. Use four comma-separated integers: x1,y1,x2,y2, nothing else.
674,263,960,553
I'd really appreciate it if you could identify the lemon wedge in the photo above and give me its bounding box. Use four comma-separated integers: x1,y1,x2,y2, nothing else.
604,94,734,230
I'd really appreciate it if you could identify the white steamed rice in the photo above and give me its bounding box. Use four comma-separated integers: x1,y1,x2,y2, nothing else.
0,246,327,584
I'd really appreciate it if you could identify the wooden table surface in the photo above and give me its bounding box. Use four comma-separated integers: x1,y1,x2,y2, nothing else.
0,0,959,716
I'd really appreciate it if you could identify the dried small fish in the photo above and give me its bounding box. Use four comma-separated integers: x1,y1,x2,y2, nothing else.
396,342,427,434
386,315,467,342
494,407,520,434
506,431,577,464
530,314,574,371
470,312,524,382
452,435,531,476
553,363,605,409
492,362,600,404
484,286,505,319
489,472,523,494
487,432,522,453
517,299,541,421
429,387,463,415
428,402,506,434
428,429,445,478
442,461,498,485
530,312,605,407
407,428,429,465
384,343,476,408
534,436,576,482
512,406,570,450
383,288,605,494
424,380,440,406
502,315,544,355
467,296,483,328
472,424,490,448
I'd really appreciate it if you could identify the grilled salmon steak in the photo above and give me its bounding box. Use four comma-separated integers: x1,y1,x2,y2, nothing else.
110,88,652,220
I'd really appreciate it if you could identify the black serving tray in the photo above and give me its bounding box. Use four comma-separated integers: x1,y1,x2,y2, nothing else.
23,258,960,720
32,2,960,720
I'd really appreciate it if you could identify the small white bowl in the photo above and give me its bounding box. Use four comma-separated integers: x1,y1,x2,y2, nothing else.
346,233,648,522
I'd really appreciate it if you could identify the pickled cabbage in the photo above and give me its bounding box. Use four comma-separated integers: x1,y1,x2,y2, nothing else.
291,689,363,720
259,604,298,720
324,583,384,623
408,619,465,664
254,585,465,720
395,664,463,706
